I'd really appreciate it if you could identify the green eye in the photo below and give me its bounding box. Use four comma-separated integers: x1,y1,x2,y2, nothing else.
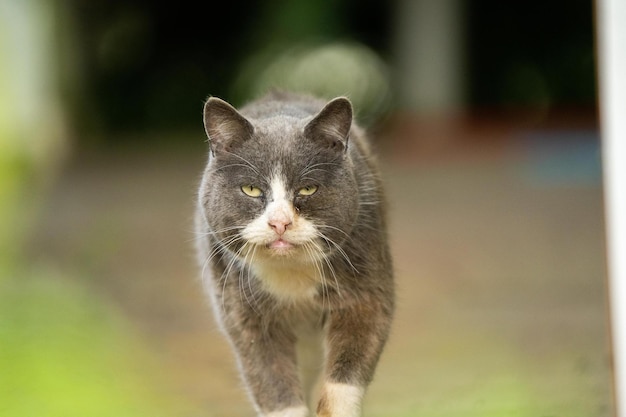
298,185,318,196
241,185,263,197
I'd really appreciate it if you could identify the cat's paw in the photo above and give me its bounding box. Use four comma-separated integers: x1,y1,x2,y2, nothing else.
265,405,309,417
316,383,364,417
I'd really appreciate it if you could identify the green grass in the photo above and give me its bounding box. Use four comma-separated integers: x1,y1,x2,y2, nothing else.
0,267,197,417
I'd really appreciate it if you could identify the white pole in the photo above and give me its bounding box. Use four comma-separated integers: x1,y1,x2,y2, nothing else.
393,0,464,112
598,0,626,414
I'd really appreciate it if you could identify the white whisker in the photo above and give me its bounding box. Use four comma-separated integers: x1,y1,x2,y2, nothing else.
316,231,358,275
321,249,342,300
308,238,343,300
213,163,258,174
200,232,244,288
239,243,261,314
300,162,342,179
303,241,328,313
221,151,267,180
219,240,249,313
190,225,246,243
315,224,351,240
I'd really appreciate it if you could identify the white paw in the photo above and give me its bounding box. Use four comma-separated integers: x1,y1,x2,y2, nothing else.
265,405,309,417
317,383,364,417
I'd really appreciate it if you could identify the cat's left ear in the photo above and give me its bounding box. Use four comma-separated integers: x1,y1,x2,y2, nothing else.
203,97,254,155
304,97,353,153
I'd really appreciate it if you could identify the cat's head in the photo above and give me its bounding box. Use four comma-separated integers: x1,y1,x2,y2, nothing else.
199,95,359,266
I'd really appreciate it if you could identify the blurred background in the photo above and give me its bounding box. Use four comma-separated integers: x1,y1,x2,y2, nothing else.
0,0,609,416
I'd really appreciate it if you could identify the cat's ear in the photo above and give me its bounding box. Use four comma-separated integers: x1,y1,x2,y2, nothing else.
304,97,353,153
203,97,254,155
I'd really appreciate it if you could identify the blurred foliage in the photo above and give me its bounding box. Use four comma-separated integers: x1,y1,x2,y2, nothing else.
68,0,391,138
64,0,595,140
1,3,195,416
0,0,66,271
0,150,35,271
232,41,392,124
0,270,196,417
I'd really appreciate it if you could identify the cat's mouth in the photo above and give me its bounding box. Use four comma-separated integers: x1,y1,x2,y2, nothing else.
267,238,296,253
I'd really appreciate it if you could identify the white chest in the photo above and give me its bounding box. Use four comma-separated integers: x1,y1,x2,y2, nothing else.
252,260,322,302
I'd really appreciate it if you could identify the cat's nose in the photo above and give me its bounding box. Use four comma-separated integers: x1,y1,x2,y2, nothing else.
268,219,292,235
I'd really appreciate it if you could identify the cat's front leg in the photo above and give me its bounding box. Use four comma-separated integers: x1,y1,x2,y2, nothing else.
316,297,393,417
225,316,308,417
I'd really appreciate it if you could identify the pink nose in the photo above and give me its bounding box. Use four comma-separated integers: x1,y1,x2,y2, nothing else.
268,219,292,235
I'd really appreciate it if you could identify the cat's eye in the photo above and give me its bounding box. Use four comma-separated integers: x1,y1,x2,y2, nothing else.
241,185,263,198
297,185,318,196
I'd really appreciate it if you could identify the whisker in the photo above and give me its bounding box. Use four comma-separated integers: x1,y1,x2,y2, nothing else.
300,162,342,177
246,244,262,310
321,248,342,300
213,163,258,174
211,235,243,259
189,225,246,243
303,242,328,313
219,240,248,313
315,224,351,240
200,232,243,287
316,231,359,274
222,151,262,177
239,244,261,315
309,238,343,300
299,176,322,184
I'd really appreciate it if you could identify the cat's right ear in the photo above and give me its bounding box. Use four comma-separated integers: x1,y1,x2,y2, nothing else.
304,97,353,154
203,97,254,155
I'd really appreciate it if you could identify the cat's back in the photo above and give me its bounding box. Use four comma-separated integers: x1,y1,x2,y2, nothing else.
240,91,330,121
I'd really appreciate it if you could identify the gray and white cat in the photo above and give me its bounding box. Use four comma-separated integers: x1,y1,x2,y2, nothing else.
195,92,394,417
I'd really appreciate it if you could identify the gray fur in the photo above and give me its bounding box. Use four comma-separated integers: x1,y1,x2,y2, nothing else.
196,92,394,416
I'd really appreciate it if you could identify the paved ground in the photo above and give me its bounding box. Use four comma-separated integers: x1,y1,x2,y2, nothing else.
27,124,613,416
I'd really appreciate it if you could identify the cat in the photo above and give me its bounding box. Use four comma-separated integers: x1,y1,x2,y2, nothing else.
195,91,394,417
